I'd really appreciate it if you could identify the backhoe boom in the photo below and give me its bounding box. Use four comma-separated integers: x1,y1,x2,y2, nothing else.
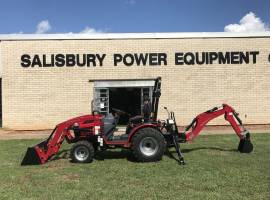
181,104,253,153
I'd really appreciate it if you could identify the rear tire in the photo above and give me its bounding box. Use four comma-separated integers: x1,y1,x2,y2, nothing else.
71,141,94,163
131,128,165,162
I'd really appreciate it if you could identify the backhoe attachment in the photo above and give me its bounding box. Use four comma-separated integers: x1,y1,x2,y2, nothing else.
182,104,253,153
163,104,253,165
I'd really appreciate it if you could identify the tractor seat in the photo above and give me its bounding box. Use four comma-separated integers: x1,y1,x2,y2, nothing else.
102,114,117,140
129,115,143,124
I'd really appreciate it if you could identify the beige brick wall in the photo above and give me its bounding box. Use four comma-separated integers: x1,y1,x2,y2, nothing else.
1,37,270,130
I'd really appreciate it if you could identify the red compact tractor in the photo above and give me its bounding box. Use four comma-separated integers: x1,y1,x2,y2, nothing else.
21,77,253,165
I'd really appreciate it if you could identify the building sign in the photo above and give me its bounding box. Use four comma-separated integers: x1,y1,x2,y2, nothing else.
20,51,263,68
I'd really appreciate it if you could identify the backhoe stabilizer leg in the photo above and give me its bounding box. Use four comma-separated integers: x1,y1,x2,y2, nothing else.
238,132,253,153
172,134,185,165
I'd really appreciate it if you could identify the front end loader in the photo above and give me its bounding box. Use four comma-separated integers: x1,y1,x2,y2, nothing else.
21,77,253,166
21,114,103,165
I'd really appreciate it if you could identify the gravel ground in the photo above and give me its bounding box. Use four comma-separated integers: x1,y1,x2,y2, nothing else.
0,124,269,140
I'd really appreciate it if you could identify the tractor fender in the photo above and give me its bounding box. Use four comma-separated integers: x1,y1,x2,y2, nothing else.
127,124,161,143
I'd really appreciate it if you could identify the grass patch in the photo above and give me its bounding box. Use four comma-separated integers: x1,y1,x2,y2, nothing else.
0,134,269,200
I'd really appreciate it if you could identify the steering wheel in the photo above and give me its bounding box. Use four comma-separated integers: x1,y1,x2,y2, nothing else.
111,108,129,116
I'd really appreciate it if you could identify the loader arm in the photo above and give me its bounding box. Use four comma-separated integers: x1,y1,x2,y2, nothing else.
34,124,73,164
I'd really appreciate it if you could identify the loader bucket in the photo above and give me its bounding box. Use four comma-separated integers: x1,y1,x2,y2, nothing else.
21,140,48,165
21,147,41,165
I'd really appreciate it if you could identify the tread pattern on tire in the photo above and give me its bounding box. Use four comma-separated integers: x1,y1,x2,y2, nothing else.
71,140,95,163
131,127,165,162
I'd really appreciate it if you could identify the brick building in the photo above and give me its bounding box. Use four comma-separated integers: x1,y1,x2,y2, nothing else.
0,32,269,130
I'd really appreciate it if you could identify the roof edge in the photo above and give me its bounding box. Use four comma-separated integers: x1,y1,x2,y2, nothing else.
0,32,270,41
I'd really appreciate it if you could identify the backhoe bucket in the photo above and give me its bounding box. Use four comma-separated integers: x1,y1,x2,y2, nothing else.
21,140,48,165
238,132,253,153
238,139,253,153
21,147,41,165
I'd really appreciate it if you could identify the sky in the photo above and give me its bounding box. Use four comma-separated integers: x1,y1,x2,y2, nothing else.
0,0,269,34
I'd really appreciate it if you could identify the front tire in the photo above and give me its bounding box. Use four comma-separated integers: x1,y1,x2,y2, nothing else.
131,128,165,162
71,141,94,163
